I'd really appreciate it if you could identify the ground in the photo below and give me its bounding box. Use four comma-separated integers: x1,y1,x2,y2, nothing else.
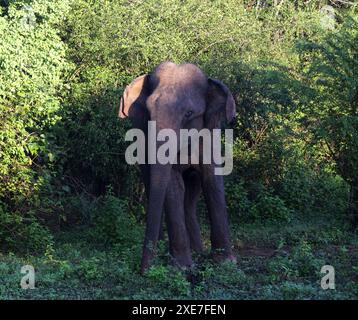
0,215,357,300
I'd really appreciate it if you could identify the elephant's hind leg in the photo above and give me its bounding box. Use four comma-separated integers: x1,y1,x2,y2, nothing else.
201,165,235,263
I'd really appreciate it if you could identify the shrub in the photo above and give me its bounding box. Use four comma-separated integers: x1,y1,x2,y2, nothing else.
268,240,325,281
89,193,141,246
296,16,358,224
250,191,293,223
144,265,191,298
0,0,70,251
0,204,53,252
225,179,250,221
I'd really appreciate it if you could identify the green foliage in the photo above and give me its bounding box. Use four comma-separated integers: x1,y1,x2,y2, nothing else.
2,216,356,299
0,205,53,252
0,0,70,251
296,16,358,222
144,265,191,298
278,164,349,216
192,261,248,299
77,257,103,282
268,240,325,280
225,179,250,220
89,193,141,246
250,191,293,223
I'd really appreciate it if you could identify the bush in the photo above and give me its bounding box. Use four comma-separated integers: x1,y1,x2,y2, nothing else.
225,179,250,221
144,265,191,298
250,191,293,223
0,204,53,252
268,240,324,280
89,193,141,246
296,16,358,224
0,0,70,251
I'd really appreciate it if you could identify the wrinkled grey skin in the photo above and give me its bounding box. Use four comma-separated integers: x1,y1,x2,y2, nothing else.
119,62,237,273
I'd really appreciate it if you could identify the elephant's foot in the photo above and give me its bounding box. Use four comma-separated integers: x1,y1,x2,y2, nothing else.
190,241,204,253
170,252,194,270
140,246,156,275
140,257,151,275
211,249,237,264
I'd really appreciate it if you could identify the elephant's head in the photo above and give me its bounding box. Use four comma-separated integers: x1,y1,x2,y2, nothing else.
119,61,236,272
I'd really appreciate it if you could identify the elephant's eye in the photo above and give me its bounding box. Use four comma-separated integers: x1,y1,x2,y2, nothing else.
185,110,194,118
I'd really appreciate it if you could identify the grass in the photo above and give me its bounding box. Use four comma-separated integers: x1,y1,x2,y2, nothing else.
0,215,357,300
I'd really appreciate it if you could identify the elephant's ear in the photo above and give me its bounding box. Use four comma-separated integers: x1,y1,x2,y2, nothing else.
119,74,150,119
205,78,236,129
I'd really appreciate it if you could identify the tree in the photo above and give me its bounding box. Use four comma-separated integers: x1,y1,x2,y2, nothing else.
0,0,70,250
298,16,358,225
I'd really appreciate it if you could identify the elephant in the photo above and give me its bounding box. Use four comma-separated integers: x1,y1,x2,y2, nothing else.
119,61,237,273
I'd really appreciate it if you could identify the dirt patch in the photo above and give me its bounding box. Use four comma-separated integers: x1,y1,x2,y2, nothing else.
237,245,277,257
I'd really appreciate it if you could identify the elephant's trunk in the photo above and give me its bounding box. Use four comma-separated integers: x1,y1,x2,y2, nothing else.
140,161,172,274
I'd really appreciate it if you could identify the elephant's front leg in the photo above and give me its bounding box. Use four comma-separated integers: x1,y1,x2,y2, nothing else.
201,165,236,262
164,169,193,268
140,164,165,241
183,169,204,252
